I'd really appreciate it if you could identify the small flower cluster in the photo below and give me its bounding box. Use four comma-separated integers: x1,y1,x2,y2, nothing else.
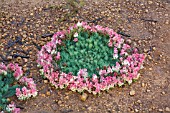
5,101,20,113
0,63,37,113
16,76,37,100
7,63,23,80
37,22,145,94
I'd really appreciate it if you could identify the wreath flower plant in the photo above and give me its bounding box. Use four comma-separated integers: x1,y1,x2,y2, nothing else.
0,63,37,113
37,22,145,95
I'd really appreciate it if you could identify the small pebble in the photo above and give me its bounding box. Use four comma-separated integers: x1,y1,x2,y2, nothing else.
149,68,152,70
44,80,48,84
16,57,22,63
80,93,88,101
135,109,139,112
30,13,34,16
148,55,152,60
148,1,153,4
165,20,169,25
130,90,135,96
146,89,151,92
7,56,13,60
57,100,62,105
165,107,170,112
23,34,27,38
158,109,163,112
51,104,58,111
41,94,46,97
141,83,145,87
46,91,50,96
162,91,165,95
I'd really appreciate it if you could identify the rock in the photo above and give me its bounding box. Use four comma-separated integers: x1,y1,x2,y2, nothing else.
7,56,13,60
41,94,46,97
165,20,169,25
148,1,153,4
44,80,48,84
23,34,27,38
141,83,145,87
126,39,132,44
16,57,22,63
149,68,152,70
80,93,88,101
64,96,69,100
36,24,40,28
30,13,34,16
145,9,149,13
46,91,50,96
137,100,141,104
146,89,150,92
51,104,58,111
161,91,165,95
165,107,170,112
148,55,152,60
129,90,135,96
57,100,62,105
144,48,148,53
135,109,139,112
158,109,163,112
87,107,92,111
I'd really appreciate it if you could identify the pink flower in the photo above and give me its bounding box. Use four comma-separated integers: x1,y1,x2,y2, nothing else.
118,80,124,86
59,76,67,89
0,63,7,70
83,25,91,30
99,70,107,76
77,69,88,77
95,25,104,32
22,86,28,96
16,88,21,97
92,74,98,83
56,52,60,60
93,83,101,95
51,71,59,81
30,88,37,97
107,67,112,73
13,108,20,113
108,42,113,47
7,63,16,71
13,72,21,80
6,101,20,113
73,38,78,42
114,48,118,54
113,54,118,59
13,67,23,80
122,44,130,50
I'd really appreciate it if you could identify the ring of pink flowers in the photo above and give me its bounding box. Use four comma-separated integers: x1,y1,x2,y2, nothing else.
37,22,145,94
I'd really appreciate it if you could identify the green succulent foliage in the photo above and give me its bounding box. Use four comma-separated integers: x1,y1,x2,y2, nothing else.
58,30,118,78
0,71,21,111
